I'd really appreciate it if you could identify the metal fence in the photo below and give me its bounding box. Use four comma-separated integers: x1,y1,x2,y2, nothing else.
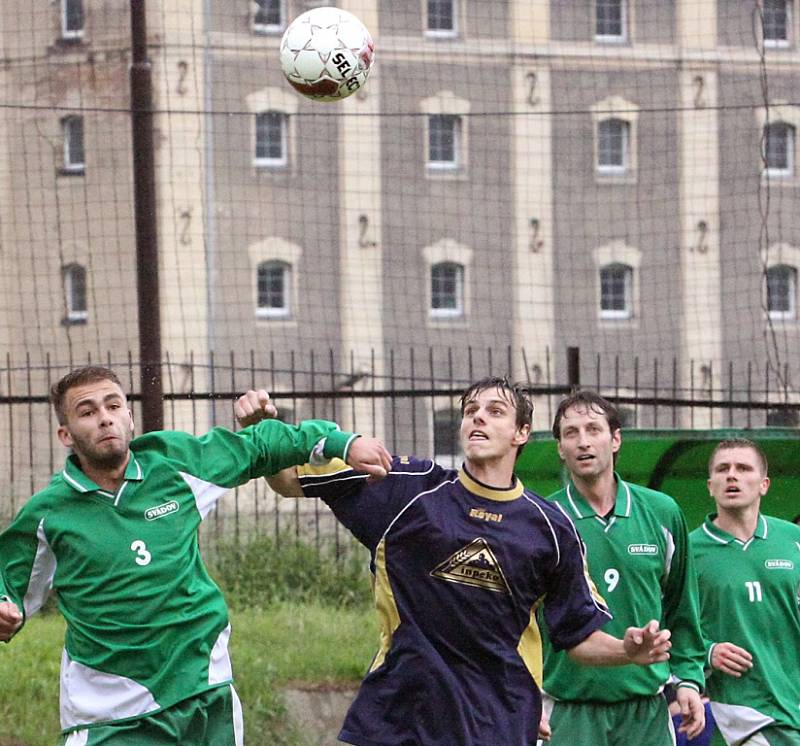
0,347,798,553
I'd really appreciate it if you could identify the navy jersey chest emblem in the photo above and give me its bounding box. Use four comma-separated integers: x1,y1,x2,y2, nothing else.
430,537,510,594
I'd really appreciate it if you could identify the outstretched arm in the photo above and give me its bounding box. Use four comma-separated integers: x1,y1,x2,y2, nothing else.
235,390,392,481
567,620,671,667
234,389,277,427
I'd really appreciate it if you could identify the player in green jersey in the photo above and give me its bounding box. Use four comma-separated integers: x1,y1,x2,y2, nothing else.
0,366,392,745
540,390,707,745
691,439,800,746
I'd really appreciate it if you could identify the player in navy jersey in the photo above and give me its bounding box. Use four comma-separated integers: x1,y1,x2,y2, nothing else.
236,378,674,746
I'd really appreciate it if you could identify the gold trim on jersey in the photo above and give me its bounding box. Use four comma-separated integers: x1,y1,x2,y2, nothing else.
370,537,401,673
458,468,524,502
430,538,511,594
297,457,351,477
517,599,545,687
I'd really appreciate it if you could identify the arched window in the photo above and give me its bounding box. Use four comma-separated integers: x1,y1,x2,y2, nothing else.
764,122,795,176
597,118,629,172
762,0,791,47
256,261,291,317
253,0,283,33
428,114,461,168
595,0,626,41
430,261,464,317
766,264,797,319
255,111,287,167
62,116,85,173
61,0,84,39
426,0,457,36
64,263,87,323
600,263,633,319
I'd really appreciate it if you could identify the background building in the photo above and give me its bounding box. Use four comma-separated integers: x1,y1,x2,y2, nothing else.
0,0,798,512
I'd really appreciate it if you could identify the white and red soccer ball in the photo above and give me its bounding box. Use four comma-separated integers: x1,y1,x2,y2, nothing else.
280,6,375,102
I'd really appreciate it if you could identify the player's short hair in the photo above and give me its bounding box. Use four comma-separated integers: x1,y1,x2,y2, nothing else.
50,366,125,425
459,377,533,459
708,438,768,477
551,390,622,441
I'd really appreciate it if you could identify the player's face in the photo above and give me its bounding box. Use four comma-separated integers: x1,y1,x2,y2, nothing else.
459,387,530,465
556,404,620,482
57,380,134,471
707,447,769,513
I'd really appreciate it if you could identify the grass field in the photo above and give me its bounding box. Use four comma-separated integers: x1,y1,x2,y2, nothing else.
0,603,376,746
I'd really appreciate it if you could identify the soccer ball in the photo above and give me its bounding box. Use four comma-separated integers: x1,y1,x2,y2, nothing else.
279,6,375,102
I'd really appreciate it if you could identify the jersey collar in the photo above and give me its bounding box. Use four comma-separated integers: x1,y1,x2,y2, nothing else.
564,472,631,520
701,513,768,546
61,452,144,494
458,466,524,502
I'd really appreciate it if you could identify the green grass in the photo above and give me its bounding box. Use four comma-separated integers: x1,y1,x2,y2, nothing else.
0,603,377,746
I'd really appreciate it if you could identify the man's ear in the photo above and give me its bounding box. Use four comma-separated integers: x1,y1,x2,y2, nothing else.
128,409,135,434
513,423,531,447
57,425,73,449
611,428,622,455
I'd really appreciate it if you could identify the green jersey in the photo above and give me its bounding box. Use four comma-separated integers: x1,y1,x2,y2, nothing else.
542,475,705,702
0,419,356,734
690,514,800,743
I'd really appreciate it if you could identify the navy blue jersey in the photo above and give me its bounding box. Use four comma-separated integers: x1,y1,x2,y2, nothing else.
298,456,611,746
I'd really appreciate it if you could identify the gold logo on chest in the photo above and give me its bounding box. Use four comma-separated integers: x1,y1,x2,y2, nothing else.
469,507,503,523
430,538,510,594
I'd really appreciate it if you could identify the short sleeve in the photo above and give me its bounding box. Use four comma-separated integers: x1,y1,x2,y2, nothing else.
542,520,612,651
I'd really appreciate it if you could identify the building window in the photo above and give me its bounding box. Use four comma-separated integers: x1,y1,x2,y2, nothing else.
430,262,464,317
766,408,799,426
62,116,85,173
597,118,629,173
428,115,461,170
433,407,461,468
596,0,625,41
600,263,633,319
763,0,791,46
255,112,287,167
256,261,290,317
766,264,797,319
426,0,456,36
253,0,283,32
64,264,87,323
763,122,794,176
61,0,84,39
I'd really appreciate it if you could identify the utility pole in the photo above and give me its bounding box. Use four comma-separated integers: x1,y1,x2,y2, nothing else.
130,0,164,431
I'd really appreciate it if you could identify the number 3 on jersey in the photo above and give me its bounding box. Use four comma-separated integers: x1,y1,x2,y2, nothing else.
604,568,620,593
131,539,152,566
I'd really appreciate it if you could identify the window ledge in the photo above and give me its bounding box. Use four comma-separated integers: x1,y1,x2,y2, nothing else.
598,318,639,330
595,172,637,185
425,30,459,39
252,24,284,35
57,34,85,46
767,313,798,322
58,166,85,177
761,171,797,185
594,35,629,45
62,315,87,326
425,165,467,181
256,314,296,325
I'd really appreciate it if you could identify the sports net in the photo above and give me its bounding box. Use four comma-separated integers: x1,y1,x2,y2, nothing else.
1,0,799,525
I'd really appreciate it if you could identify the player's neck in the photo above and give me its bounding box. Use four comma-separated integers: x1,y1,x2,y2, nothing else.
713,504,760,541
78,454,130,493
464,455,516,489
572,470,616,515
